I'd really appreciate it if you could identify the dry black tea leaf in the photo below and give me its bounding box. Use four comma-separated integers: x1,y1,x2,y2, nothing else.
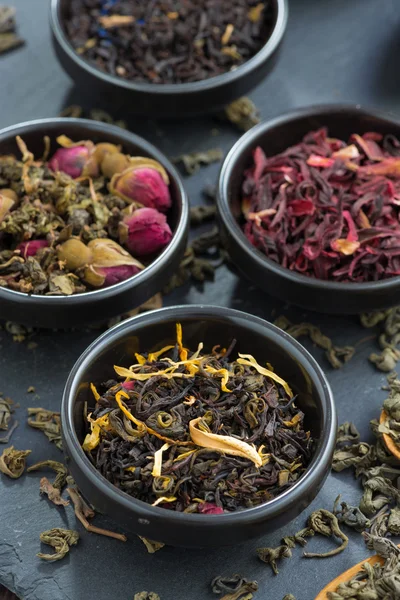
0,446,31,478
39,477,70,507
174,149,224,175
65,1,272,85
27,408,62,449
134,593,160,600
212,574,258,600
274,316,355,369
256,545,292,574
137,536,165,554
37,528,79,562
224,97,260,132
67,485,127,541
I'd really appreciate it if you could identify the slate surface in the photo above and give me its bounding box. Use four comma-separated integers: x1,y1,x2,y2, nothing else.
1,0,400,599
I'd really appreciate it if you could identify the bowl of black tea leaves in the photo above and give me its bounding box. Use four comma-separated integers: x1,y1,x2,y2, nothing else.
62,305,336,547
0,118,188,328
218,104,400,314
50,0,288,117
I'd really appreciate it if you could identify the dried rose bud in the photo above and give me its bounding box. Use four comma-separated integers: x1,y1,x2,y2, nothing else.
101,152,130,179
197,502,224,515
83,238,144,287
110,158,171,211
48,135,98,179
0,193,15,223
17,239,49,257
57,238,93,271
119,207,172,256
92,142,120,166
0,188,18,203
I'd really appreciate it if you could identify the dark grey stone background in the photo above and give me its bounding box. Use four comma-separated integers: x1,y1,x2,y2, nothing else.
1,0,400,598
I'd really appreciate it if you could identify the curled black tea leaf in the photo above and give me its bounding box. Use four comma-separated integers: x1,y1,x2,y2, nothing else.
37,528,79,562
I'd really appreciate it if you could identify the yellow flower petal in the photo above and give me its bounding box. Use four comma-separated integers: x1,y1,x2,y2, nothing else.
176,323,188,361
82,413,110,451
189,417,262,467
151,443,170,477
135,353,147,365
237,354,293,397
152,496,177,507
90,382,100,401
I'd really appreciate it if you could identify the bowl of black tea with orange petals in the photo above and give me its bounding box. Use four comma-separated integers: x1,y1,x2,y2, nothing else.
61,305,336,547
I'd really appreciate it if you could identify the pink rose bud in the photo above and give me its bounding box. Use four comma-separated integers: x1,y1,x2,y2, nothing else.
197,502,224,515
122,380,135,390
86,264,142,288
119,207,173,256
49,146,92,179
48,135,98,179
110,158,172,212
17,239,49,257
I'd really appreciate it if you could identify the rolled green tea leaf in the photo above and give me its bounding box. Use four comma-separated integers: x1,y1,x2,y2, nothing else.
0,446,31,478
37,528,79,562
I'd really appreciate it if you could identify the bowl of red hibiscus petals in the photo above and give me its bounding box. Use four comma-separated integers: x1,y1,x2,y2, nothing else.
217,104,400,314
0,118,188,328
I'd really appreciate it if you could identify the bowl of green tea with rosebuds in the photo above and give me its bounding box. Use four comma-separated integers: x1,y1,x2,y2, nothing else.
0,118,189,328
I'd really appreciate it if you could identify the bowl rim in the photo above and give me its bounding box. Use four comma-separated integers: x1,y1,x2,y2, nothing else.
0,117,189,306
62,304,336,526
49,0,289,94
217,102,400,292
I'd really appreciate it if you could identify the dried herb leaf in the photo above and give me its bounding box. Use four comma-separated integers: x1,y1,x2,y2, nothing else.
212,574,258,600
27,460,69,506
174,149,224,175
39,477,70,506
134,593,160,600
336,422,361,446
333,496,370,532
67,486,127,541
137,536,165,553
256,545,292,574
224,97,260,132
0,446,31,478
303,509,348,557
27,407,62,449
37,528,79,562
274,316,355,369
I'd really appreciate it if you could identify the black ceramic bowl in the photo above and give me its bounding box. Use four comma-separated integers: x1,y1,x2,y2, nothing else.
62,305,336,548
49,0,288,118
0,118,189,328
217,104,400,314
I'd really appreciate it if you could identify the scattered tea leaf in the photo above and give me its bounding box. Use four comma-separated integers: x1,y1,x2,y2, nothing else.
27,407,62,449
256,544,292,574
361,306,400,371
336,422,361,446
0,6,24,55
274,316,355,369
0,396,14,430
134,593,160,600
224,97,260,132
282,596,296,600
27,386,35,393
190,205,217,226
0,446,31,478
67,485,127,541
0,420,18,444
211,574,258,600
39,477,70,507
303,509,348,558
173,148,224,175
333,496,370,532
27,460,68,490
137,536,165,554
37,528,79,562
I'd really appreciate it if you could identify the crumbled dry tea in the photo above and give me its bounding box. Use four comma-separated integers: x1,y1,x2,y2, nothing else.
0,135,173,295
65,1,272,85
27,408,62,449
37,528,79,562
134,593,160,600
361,306,400,371
27,386,35,393
274,316,355,369
67,485,127,541
224,97,260,132
327,534,400,600
174,149,224,175
137,536,165,554
212,574,258,600
0,6,24,55
0,446,31,478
